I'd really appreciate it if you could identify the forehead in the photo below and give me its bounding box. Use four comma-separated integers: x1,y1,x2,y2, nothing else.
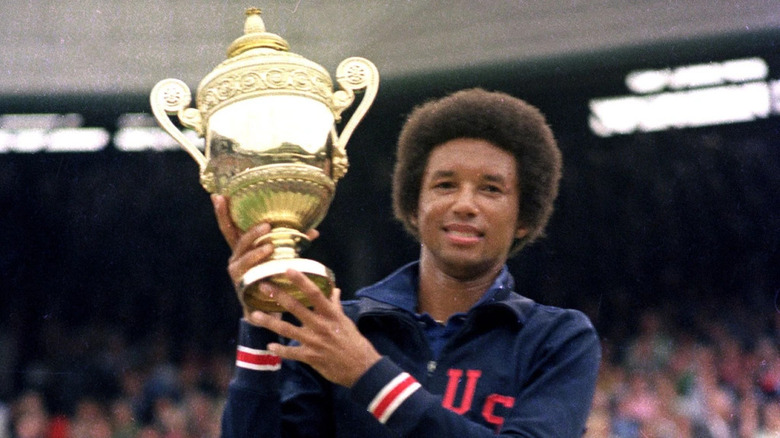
424,138,518,181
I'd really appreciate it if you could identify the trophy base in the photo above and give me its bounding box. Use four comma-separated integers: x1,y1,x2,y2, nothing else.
239,258,334,313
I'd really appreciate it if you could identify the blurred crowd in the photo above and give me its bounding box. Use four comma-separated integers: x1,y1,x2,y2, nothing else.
0,323,233,438
586,305,780,438
1,302,779,437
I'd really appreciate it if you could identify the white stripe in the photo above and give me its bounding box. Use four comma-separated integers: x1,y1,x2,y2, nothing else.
367,372,411,413
235,360,281,371
377,381,421,424
237,345,265,355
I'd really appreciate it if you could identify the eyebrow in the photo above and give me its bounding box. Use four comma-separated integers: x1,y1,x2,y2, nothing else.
428,170,510,185
482,173,508,184
429,170,454,179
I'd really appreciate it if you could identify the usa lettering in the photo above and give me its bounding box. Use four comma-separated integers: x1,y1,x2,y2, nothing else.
441,368,515,430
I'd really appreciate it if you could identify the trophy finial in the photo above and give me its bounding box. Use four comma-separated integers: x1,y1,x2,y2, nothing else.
227,7,289,57
244,7,265,33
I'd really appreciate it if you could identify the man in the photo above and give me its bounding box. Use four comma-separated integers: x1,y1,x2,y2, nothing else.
215,88,601,437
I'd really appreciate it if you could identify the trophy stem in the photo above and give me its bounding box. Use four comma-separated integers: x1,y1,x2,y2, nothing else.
240,226,332,312
253,227,309,260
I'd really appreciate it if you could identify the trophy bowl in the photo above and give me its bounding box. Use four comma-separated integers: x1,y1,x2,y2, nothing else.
150,8,379,312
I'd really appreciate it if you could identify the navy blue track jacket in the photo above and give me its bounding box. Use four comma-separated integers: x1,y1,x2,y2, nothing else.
221,262,601,437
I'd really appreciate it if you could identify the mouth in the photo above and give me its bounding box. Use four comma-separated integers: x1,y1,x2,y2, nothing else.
443,224,483,244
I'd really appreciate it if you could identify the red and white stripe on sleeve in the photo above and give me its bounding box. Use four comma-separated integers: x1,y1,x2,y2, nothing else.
235,346,282,371
367,372,421,424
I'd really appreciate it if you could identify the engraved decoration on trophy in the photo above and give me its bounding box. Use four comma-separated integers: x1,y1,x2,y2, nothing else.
150,8,379,312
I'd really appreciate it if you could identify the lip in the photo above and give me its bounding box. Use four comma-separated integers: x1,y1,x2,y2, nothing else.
443,223,483,244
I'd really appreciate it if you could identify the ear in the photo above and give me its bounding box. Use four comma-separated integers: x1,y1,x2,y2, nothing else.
408,212,419,229
515,226,529,240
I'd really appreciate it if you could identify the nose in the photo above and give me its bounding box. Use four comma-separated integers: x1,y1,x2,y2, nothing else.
451,186,478,217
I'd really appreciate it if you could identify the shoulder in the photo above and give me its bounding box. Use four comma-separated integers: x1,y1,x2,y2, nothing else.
530,301,595,330
524,302,601,366
497,291,596,333
495,293,599,355
529,301,598,342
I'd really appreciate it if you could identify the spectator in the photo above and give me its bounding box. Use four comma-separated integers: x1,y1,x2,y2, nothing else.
757,399,780,437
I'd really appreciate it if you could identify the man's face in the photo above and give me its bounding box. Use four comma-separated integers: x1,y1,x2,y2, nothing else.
412,138,528,279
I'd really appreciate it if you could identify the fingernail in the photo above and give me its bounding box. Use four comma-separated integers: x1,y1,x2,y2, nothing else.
259,282,273,298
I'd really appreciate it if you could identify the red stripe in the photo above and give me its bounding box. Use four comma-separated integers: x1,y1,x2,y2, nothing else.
236,350,281,367
372,375,417,420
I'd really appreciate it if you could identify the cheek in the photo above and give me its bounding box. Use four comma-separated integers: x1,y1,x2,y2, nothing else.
413,206,431,231
413,201,445,237
414,194,435,223
497,208,523,240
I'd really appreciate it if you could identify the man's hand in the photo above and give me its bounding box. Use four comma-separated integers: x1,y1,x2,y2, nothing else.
248,268,382,388
212,195,376,386
211,194,318,316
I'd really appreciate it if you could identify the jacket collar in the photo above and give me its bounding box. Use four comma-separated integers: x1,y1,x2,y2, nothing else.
353,261,535,326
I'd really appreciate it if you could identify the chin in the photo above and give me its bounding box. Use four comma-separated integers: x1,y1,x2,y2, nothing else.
439,256,500,279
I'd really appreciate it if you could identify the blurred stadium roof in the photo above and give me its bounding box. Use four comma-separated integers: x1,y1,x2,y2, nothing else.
1,0,779,96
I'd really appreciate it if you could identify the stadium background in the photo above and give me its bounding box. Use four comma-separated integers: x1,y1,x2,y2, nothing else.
0,2,778,426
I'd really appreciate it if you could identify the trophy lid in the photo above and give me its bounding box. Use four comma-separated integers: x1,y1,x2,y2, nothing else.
195,7,334,120
226,8,290,57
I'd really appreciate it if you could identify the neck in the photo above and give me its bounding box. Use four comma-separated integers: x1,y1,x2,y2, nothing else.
416,255,502,323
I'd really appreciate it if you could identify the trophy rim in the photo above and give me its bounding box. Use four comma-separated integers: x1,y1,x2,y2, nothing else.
240,258,332,289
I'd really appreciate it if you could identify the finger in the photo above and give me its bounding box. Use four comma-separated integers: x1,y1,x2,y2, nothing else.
266,342,307,363
305,228,320,241
245,309,282,326
247,310,282,324
232,222,272,260
282,269,338,318
250,311,310,344
228,244,275,286
212,195,240,249
272,285,320,326
329,287,343,311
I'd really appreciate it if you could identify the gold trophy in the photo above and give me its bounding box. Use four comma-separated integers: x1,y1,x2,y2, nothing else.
150,8,379,312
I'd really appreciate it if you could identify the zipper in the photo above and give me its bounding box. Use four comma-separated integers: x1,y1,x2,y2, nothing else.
427,360,437,375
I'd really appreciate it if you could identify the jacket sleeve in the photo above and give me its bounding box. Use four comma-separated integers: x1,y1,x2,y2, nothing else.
220,319,284,438
220,319,335,438
349,310,601,437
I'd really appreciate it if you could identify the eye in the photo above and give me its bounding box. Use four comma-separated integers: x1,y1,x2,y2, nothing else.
432,180,455,190
482,183,503,194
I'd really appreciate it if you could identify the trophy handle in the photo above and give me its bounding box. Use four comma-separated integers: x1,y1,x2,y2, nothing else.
331,57,380,150
150,79,207,171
